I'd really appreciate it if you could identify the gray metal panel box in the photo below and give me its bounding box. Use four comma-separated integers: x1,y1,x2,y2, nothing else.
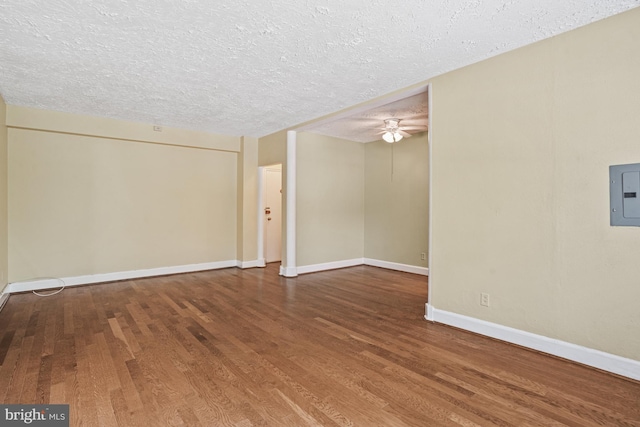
610,163,640,226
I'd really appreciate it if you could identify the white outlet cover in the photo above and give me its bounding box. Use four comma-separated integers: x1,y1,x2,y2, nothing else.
481,293,490,307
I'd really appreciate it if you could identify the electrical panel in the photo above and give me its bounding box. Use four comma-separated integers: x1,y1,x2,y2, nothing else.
610,163,640,226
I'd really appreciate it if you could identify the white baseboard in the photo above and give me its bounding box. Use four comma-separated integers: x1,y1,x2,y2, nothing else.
280,266,298,277
257,258,266,267
237,260,263,269
425,303,435,321
293,258,429,276
8,260,238,293
297,258,363,275
364,258,429,276
425,304,640,382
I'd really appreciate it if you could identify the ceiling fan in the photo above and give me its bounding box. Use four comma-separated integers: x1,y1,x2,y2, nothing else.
377,118,426,143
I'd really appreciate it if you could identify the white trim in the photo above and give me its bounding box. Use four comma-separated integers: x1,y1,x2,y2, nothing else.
427,82,434,314
280,266,298,277
0,291,9,313
294,258,429,276
257,258,266,267
297,258,363,275
6,258,431,293
284,131,298,277
364,258,429,276
425,303,435,321
427,307,640,382
237,260,263,269
257,165,265,264
8,260,237,293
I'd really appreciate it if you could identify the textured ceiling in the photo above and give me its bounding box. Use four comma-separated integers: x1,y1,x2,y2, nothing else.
305,90,429,143
0,1,638,138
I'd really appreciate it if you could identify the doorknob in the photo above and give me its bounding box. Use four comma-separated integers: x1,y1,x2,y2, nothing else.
267,217,272,221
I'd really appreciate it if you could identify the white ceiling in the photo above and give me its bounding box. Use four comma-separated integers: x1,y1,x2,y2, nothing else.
0,1,637,138
304,90,430,143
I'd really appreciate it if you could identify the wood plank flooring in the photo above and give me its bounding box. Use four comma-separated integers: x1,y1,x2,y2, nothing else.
1,264,639,426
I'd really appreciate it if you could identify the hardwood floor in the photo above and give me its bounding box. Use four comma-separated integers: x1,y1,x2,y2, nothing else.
0,264,639,426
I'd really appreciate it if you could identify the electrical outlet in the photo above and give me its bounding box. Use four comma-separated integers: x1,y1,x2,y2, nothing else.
480,293,490,307
420,252,426,261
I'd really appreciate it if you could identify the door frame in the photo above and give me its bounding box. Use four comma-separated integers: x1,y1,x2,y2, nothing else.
257,163,283,267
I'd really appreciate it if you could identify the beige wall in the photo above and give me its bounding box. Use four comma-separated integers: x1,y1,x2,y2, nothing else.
7,106,239,152
237,136,259,263
430,8,640,360
365,132,428,266
258,129,428,270
0,96,7,293
296,132,364,266
258,130,287,168
258,130,288,265
7,108,239,282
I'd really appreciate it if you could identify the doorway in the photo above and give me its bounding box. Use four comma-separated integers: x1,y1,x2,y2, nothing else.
262,165,282,263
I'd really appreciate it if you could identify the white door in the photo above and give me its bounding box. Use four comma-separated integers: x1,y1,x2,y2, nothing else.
264,167,282,263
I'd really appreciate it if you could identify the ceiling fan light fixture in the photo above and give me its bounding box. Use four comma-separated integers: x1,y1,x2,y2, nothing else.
382,118,403,143
383,131,403,143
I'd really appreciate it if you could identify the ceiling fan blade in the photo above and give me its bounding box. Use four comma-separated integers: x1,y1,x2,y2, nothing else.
400,125,428,131
397,130,411,138
348,118,391,126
